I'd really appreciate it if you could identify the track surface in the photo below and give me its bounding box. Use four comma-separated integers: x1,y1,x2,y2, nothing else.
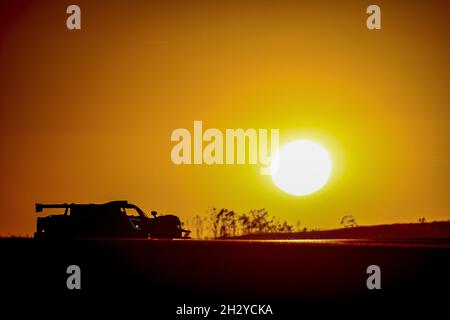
1,238,449,316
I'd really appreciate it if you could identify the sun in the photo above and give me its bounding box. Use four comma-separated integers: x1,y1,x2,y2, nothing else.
270,140,332,196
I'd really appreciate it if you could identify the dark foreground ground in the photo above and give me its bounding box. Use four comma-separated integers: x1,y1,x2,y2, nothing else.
1,238,450,317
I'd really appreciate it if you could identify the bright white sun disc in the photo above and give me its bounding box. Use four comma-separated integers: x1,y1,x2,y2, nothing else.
270,140,332,196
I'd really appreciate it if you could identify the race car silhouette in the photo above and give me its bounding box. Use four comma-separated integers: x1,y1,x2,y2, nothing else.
34,200,190,239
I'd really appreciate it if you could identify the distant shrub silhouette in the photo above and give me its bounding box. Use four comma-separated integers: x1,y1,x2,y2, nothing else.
192,215,205,239
340,215,358,228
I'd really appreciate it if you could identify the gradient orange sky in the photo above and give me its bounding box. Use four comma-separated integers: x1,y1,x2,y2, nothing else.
1,0,449,235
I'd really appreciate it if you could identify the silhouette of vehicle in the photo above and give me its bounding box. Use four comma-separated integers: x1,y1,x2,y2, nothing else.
34,200,190,239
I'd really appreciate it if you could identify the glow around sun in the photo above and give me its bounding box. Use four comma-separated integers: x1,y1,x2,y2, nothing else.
270,140,332,196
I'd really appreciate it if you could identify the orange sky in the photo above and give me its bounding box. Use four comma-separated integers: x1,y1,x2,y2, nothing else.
0,0,449,235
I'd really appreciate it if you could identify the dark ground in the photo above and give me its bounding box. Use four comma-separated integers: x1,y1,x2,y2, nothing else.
1,238,449,317
234,221,450,240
